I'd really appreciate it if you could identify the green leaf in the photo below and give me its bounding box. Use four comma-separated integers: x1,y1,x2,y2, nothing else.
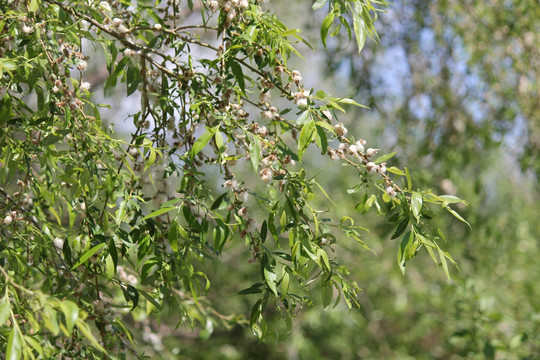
312,0,328,10
168,220,179,253
352,12,366,53
398,231,414,274
296,110,310,125
143,206,177,220
190,126,217,160
248,133,261,172
315,125,328,155
139,289,162,310
437,246,450,279
374,151,397,164
59,300,79,333
23,335,44,357
77,319,106,352
126,63,141,96
445,206,471,229
127,285,139,310
405,167,412,189
106,254,115,280
321,282,333,309
6,327,21,360
29,0,41,12
335,97,369,108
280,272,290,299
439,195,468,205
71,243,106,270
321,12,335,48
317,248,331,271
391,218,409,240
264,264,278,296
298,120,316,161
0,296,10,326
230,61,245,93
211,192,228,210
42,305,60,335
411,192,423,220
387,166,406,176
214,131,225,151
238,283,264,295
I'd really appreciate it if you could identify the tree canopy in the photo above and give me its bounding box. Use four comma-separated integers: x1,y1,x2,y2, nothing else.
4,0,535,359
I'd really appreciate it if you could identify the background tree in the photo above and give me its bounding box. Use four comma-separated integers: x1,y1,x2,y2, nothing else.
0,0,469,358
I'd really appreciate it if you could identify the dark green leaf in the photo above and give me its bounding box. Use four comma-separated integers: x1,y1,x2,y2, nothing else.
238,283,264,295
230,61,245,93
315,125,328,155
391,218,409,240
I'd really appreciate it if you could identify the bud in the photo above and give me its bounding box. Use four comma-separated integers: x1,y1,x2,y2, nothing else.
77,60,88,71
366,148,379,157
223,179,237,188
53,237,64,249
208,0,219,12
259,168,273,183
292,70,302,84
80,82,92,91
3,215,13,225
355,139,366,153
366,162,376,173
238,207,248,217
112,18,123,27
386,186,397,197
334,123,348,137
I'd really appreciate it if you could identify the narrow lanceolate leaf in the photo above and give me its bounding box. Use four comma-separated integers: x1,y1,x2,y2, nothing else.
6,327,21,360
445,206,472,229
374,151,397,164
248,133,261,172
411,192,423,220
352,12,366,53
280,272,290,299
0,296,11,325
321,12,335,48
190,126,217,160
391,218,409,240
71,243,106,270
143,206,177,220
398,231,414,274
230,61,245,93
298,120,316,161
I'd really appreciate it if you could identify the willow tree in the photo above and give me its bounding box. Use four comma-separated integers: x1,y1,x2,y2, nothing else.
0,0,466,358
